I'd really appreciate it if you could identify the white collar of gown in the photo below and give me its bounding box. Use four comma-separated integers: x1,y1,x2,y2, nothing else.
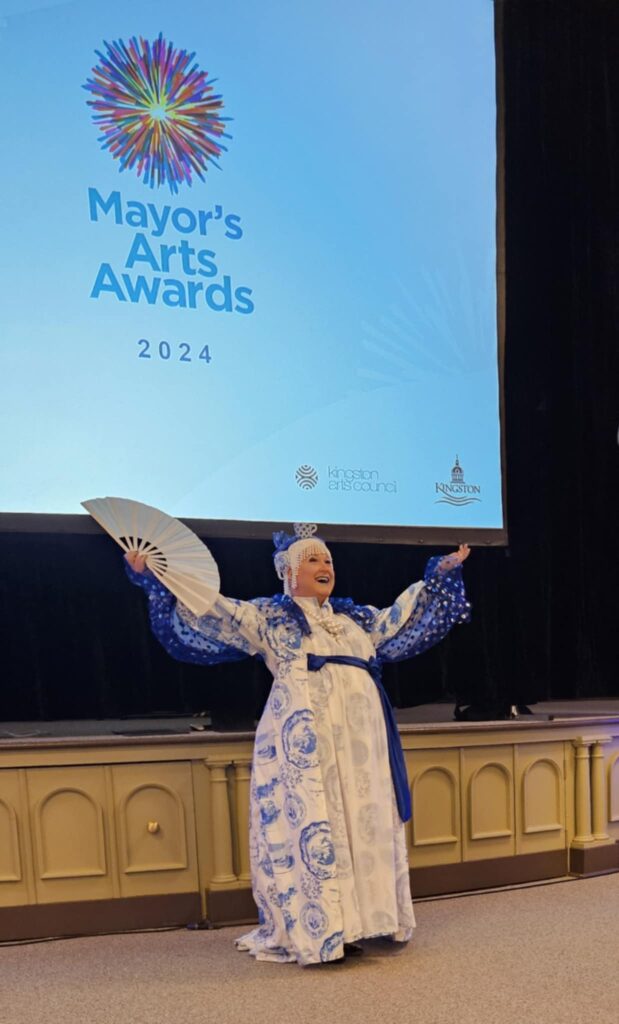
293,596,344,636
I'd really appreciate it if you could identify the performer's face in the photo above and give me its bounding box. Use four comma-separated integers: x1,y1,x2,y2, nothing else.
292,551,335,604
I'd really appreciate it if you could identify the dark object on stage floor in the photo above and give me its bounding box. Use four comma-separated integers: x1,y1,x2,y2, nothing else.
112,728,190,736
211,710,257,732
454,703,534,722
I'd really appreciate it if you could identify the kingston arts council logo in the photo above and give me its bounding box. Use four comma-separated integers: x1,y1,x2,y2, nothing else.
295,465,319,490
435,456,481,506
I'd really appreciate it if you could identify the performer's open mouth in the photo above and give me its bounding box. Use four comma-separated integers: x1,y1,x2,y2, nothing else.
315,575,331,584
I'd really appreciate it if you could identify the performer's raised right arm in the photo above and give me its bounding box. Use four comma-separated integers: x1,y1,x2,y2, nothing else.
125,553,266,665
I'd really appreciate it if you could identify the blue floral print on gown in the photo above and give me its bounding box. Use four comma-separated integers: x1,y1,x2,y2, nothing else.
127,556,470,964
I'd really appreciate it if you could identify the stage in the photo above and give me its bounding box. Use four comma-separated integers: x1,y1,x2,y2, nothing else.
2,698,619,740
1,701,618,944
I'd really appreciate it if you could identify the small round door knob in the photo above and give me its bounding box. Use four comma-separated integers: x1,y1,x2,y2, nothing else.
147,821,160,834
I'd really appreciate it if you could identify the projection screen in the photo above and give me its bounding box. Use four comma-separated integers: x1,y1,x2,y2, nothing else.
0,0,506,543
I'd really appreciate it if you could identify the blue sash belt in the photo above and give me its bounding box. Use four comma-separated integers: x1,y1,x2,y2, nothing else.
306,653,411,823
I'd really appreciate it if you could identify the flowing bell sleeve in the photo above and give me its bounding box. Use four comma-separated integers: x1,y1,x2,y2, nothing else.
125,561,266,666
367,555,471,663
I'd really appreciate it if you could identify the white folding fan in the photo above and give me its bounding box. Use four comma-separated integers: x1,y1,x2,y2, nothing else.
82,497,220,617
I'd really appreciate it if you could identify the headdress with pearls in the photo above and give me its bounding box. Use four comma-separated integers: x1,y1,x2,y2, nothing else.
272,524,331,595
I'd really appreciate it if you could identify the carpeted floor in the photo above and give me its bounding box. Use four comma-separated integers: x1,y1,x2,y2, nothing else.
2,874,619,1024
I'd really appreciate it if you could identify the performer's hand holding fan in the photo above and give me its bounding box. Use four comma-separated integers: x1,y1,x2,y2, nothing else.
81,497,220,617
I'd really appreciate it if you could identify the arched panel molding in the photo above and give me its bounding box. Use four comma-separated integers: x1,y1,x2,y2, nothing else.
0,799,22,883
35,788,107,879
522,758,563,834
411,766,459,847
119,783,188,873
469,762,513,841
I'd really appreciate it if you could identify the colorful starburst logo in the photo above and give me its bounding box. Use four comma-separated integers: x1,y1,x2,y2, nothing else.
83,34,231,194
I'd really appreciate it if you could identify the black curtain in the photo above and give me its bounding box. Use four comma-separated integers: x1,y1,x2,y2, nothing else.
1,0,617,723
499,0,619,699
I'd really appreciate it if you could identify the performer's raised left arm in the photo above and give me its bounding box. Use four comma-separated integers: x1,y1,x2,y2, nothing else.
368,544,472,662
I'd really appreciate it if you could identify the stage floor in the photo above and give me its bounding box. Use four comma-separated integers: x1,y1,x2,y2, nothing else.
1,699,618,740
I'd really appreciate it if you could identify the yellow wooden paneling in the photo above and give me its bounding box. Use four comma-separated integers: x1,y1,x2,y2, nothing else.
0,720,617,926
0,771,31,907
462,747,515,860
606,740,619,841
112,762,199,897
408,749,461,867
26,766,114,903
515,743,566,854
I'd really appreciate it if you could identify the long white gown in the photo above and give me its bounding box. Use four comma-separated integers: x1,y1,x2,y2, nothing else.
127,559,470,964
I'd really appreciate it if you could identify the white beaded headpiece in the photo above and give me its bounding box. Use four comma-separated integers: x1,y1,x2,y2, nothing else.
273,524,331,596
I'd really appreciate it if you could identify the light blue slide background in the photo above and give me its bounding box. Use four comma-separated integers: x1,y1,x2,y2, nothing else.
0,0,502,529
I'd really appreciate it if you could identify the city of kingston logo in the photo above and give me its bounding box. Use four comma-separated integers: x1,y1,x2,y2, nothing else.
435,456,481,506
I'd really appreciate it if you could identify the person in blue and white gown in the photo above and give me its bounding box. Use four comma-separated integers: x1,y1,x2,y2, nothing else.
125,526,470,965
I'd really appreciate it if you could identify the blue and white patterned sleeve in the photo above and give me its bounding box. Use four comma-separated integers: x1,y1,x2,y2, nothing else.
125,561,265,665
367,556,471,663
